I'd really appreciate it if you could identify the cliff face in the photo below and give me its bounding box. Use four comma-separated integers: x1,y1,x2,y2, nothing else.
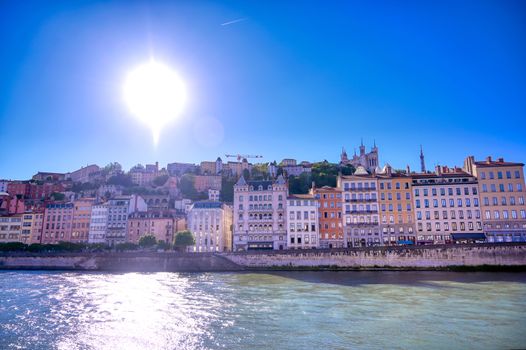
0,243,525,272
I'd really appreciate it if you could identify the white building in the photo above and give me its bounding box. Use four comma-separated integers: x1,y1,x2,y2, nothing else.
338,167,381,247
208,189,220,201
286,194,319,249
233,175,288,251
90,195,147,246
0,180,8,193
412,168,483,245
88,204,108,244
188,201,233,252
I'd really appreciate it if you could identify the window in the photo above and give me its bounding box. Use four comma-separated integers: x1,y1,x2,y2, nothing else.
506,171,511,179
515,171,520,179
480,172,486,180
489,172,494,179
498,172,503,179
494,211,500,219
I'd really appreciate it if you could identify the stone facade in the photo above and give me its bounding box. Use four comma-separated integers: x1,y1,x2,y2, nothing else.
341,141,379,173
233,175,287,251
188,201,233,252
311,186,344,248
286,194,319,249
377,165,416,245
464,156,526,242
339,168,381,247
412,167,483,245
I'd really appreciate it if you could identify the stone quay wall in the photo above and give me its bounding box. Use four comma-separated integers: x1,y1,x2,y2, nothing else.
222,243,526,269
0,243,525,272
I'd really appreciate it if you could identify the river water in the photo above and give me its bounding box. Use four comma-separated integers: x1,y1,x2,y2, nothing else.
1,271,525,350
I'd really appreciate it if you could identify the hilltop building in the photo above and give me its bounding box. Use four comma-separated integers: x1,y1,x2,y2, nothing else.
341,140,379,173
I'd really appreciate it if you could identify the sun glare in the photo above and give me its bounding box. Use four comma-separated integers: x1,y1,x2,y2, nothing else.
123,60,187,144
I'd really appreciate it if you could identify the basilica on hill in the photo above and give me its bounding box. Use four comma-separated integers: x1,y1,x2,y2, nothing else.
340,140,379,173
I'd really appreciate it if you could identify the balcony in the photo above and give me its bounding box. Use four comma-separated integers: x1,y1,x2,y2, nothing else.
346,222,379,227
345,210,379,214
345,198,377,203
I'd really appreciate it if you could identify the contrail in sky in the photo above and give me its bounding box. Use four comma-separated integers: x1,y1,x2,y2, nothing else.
221,18,246,26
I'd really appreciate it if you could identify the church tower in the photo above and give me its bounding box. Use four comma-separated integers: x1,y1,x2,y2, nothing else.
420,145,426,173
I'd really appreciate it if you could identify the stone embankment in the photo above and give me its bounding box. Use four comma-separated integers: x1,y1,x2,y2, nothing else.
0,243,525,272
222,243,526,270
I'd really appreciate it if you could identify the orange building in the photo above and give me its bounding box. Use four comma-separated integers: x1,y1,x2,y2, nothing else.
311,186,344,248
71,199,95,243
377,166,415,245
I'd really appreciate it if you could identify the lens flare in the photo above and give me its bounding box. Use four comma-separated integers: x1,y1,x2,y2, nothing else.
123,60,187,144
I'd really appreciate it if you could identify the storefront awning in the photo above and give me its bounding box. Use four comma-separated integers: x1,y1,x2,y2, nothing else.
451,233,486,240
397,240,414,245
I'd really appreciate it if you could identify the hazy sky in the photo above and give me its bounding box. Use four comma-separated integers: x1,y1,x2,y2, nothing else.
1,0,525,179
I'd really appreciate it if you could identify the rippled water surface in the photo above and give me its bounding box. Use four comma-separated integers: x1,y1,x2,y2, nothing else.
1,271,525,349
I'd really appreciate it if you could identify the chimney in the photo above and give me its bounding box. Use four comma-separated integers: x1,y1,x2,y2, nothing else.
498,157,504,162
406,165,410,174
386,164,392,176
435,165,441,175
486,156,492,164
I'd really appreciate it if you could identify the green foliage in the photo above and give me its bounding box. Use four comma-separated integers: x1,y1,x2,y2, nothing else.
50,192,66,201
108,174,134,187
340,164,356,176
71,182,98,193
102,162,122,175
242,168,250,180
115,242,139,251
220,177,236,202
288,173,312,194
0,242,111,253
179,174,198,199
0,242,27,251
153,174,169,187
251,164,269,180
138,234,157,247
174,230,195,249
287,162,356,194
156,240,172,250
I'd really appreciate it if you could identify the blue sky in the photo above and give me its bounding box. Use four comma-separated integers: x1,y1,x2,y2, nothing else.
1,0,525,179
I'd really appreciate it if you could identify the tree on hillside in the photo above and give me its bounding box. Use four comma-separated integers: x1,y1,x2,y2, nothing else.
251,164,269,180
138,235,157,248
153,175,169,187
179,174,198,199
50,192,65,201
108,173,133,187
288,173,312,194
174,230,195,251
220,177,236,202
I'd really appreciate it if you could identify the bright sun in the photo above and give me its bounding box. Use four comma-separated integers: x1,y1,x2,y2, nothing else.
123,60,187,144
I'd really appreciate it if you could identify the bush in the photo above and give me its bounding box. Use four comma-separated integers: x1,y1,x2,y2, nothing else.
115,243,139,251
138,235,157,247
156,240,172,250
0,242,27,252
174,230,195,251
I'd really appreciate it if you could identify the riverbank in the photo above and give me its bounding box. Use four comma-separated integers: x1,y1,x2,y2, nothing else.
0,243,525,272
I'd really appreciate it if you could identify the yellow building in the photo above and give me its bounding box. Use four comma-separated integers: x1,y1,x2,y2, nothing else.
127,211,175,244
0,214,23,243
71,199,95,243
464,156,526,242
377,166,415,245
21,211,44,244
